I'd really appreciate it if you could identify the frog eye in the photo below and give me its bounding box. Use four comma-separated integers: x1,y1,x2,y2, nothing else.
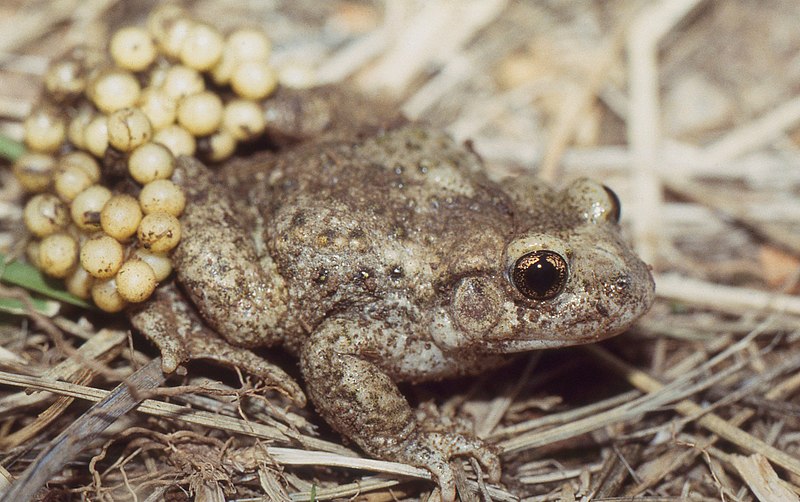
510,250,568,300
565,178,621,224
602,185,621,223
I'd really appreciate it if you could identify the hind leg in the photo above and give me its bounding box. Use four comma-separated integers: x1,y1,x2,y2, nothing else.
300,319,500,501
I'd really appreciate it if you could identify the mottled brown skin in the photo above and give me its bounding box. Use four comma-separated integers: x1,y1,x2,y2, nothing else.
130,87,655,501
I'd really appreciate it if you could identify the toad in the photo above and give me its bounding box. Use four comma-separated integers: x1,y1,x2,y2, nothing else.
129,86,655,500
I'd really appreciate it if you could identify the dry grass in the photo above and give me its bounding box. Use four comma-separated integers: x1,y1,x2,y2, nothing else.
1,0,800,500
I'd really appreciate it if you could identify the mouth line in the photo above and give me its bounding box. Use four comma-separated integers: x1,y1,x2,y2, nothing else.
488,334,611,352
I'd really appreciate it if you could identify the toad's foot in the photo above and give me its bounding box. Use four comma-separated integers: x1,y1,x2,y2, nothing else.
129,283,306,406
300,319,499,501
395,430,500,501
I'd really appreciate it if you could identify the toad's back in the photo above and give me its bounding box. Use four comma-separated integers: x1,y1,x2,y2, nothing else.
221,126,515,335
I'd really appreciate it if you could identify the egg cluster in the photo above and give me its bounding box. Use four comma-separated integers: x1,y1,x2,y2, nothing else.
13,5,278,312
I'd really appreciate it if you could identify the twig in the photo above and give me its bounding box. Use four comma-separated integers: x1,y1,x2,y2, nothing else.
655,273,800,316
0,358,165,502
698,95,800,167
625,0,707,264
0,0,77,64
664,179,800,255
519,461,603,485
0,369,93,451
731,454,800,502
315,1,406,86
0,329,126,416
489,389,640,440
496,352,735,456
0,368,516,499
475,352,540,438
626,369,800,497
0,368,347,455
538,11,630,182
359,0,507,94
587,345,800,479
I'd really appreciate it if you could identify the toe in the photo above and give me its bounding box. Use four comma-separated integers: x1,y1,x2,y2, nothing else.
398,430,500,500
399,434,457,501
442,433,501,482
188,335,306,406
425,456,456,502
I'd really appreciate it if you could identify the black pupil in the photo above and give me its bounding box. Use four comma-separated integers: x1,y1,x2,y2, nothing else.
512,251,567,300
522,259,558,296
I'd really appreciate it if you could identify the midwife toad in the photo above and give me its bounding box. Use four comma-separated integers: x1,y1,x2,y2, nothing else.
130,86,655,500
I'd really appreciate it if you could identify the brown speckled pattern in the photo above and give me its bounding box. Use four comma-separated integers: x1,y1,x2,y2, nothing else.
130,87,655,501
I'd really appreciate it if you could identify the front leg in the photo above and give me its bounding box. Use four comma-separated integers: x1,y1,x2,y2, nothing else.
129,282,305,406
299,319,500,501
171,155,288,348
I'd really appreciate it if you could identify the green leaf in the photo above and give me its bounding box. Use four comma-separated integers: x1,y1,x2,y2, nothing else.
1,252,93,309
0,135,25,162
0,296,60,317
